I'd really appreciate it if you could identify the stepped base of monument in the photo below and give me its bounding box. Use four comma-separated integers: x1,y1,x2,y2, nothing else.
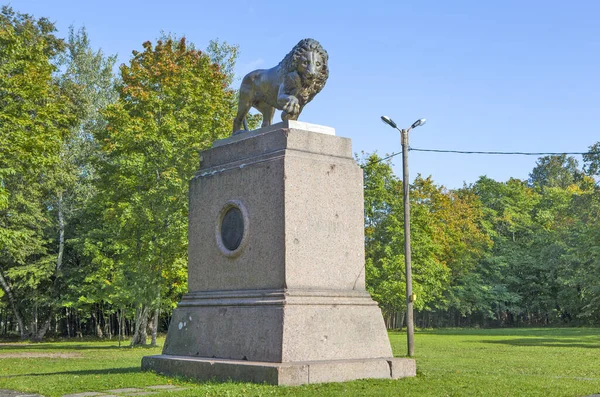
142,355,415,385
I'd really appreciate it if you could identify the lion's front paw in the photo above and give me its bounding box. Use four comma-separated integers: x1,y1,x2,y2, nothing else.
281,96,300,116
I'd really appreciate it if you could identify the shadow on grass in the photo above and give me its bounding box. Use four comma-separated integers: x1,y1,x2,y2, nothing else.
479,338,600,349
0,366,141,378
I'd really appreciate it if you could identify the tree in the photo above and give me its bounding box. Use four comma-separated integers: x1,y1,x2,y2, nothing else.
529,154,581,189
460,177,540,325
92,37,236,345
360,154,490,327
50,26,119,338
583,142,600,179
361,154,405,326
205,38,262,130
0,6,78,339
457,168,599,326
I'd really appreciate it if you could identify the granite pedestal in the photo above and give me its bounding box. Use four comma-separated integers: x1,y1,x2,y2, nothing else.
142,121,416,385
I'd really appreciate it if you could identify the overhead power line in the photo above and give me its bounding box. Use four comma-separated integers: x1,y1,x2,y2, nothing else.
410,148,600,156
373,148,600,163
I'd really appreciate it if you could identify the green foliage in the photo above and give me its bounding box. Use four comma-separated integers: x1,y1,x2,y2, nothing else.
361,150,600,328
360,154,490,318
0,5,67,258
205,38,238,87
85,36,236,342
449,158,600,326
0,5,79,337
50,26,119,323
583,141,600,177
529,154,582,189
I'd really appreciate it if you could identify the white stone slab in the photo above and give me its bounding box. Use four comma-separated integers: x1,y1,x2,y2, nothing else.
214,121,335,148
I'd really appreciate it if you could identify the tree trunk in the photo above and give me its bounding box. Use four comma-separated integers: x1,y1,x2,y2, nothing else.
31,315,52,342
31,195,65,343
150,308,159,346
106,309,112,339
66,308,71,338
56,195,65,274
399,312,406,330
92,311,103,338
130,305,149,346
103,305,111,338
0,270,26,339
77,313,83,337
117,308,123,347
396,311,404,330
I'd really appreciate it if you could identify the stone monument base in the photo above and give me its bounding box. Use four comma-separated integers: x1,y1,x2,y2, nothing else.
142,122,417,386
143,287,416,385
142,355,415,386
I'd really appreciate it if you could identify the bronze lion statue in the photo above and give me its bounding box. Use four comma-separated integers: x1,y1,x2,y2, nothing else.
232,38,329,134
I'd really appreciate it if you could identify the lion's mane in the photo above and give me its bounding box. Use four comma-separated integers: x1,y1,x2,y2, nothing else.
278,38,329,94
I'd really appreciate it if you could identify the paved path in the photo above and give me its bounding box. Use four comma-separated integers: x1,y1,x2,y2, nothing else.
0,391,43,397
0,385,186,397
63,385,187,397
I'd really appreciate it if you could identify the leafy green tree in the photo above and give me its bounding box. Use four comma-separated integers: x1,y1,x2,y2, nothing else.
51,26,119,337
529,154,582,189
361,154,490,327
568,182,600,322
0,6,78,339
537,173,600,324
583,142,600,178
361,154,404,326
526,157,595,324
92,37,236,345
457,167,598,326
459,177,540,324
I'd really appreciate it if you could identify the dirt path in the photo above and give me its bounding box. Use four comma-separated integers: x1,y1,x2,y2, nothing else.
0,390,44,397
0,352,82,359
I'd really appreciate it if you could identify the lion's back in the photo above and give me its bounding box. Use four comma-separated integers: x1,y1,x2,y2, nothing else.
242,66,281,108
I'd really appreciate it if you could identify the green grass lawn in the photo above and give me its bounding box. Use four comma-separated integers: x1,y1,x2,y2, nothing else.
0,328,598,396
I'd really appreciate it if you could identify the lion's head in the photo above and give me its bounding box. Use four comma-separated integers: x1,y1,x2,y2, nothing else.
279,38,329,93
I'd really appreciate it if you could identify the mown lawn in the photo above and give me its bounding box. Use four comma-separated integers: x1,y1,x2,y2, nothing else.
0,328,598,396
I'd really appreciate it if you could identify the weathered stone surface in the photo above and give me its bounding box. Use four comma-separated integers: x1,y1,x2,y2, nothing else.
188,123,359,293
142,356,416,386
215,121,335,149
161,290,392,363
388,358,417,378
142,124,416,385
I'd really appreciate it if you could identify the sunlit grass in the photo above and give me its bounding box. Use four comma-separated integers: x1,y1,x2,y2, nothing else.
0,328,598,396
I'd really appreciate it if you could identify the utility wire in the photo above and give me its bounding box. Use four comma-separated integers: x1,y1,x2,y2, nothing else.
374,152,401,163
410,148,600,156
373,149,600,163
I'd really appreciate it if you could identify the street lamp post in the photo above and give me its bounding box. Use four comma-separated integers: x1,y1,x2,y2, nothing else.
380,116,426,357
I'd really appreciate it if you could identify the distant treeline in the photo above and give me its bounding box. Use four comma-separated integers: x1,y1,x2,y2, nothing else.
1,6,599,344
361,148,600,329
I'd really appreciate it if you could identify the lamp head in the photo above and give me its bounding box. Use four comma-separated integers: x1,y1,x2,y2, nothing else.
411,118,426,129
381,116,397,129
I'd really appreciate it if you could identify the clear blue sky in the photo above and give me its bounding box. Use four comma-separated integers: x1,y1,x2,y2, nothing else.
10,0,600,188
